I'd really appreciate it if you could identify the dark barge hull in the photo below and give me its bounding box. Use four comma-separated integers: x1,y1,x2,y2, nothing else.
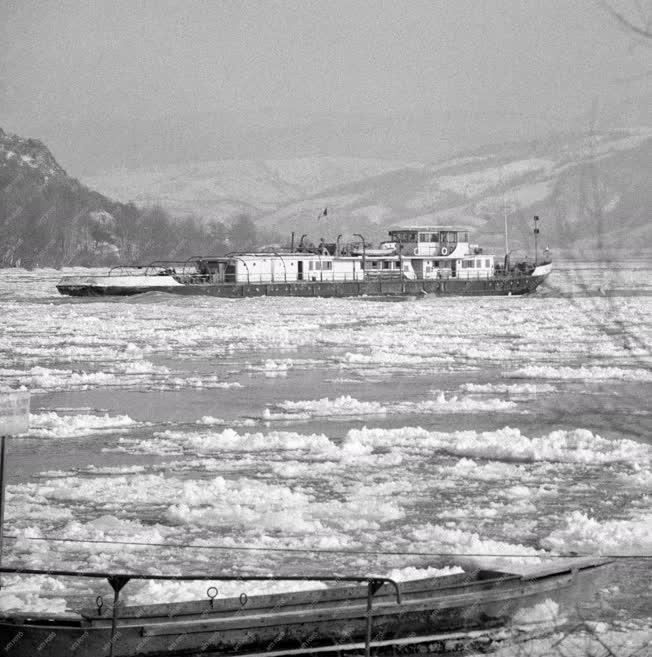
57,275,548,298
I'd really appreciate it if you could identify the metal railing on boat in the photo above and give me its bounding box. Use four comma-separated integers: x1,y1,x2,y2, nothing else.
0,566,401,657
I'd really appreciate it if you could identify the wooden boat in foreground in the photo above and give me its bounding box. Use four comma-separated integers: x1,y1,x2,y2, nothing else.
0,557,612,656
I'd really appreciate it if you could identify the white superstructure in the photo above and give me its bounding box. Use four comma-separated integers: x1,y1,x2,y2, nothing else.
198,226,496,284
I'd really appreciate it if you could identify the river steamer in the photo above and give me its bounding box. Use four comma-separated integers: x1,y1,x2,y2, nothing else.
57,225,552,298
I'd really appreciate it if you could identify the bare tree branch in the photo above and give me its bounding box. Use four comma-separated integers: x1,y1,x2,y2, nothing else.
597,0,652,41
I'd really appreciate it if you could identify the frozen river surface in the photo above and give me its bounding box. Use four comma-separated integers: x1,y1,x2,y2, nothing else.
0,263,650,655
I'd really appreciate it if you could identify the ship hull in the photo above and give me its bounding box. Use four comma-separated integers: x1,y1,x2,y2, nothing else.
57,275,548,298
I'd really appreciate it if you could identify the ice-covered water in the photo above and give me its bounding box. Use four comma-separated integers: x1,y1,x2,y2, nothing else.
0,264,650,653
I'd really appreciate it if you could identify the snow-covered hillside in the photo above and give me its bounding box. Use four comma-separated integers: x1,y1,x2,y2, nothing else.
82,128,652,253
0,127,67,181
83,157,414,221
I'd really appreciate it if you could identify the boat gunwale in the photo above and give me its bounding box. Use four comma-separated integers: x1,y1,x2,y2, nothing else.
1,560,612,630
77,569,497,621
137,573,582,637
1,568,585,636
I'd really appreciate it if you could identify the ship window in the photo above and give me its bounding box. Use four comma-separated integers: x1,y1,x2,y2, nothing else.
309,262,313,271
462,260,474,268
382,261,391,269
324,261,332,270
461,232,468,242
391,231,417,243
485,259,491,268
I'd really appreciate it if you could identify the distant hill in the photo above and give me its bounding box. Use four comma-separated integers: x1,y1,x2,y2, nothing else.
0,127,137,267
83,128,652,258
0,128,229,267
3,125,650,267
83,157,415,222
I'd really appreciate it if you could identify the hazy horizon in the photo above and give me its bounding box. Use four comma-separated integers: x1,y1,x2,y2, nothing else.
2,0,650,176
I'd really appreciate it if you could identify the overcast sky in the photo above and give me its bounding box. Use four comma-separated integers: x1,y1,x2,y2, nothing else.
1,0,649,173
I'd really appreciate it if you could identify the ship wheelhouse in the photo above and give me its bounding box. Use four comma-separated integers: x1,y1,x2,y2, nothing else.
388,225,494,280
388,225,470,257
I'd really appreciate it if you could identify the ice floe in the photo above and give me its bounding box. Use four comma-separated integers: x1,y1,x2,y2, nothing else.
1,267,650,627
343,426,650,466
506,364,652,382
460,382,556,394
23,412,138,438
542,510,652,555
263,392,518,420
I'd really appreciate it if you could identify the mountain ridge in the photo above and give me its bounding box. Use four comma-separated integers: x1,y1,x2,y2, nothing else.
82,127,652,254
0,128,231,267
2,125,650,266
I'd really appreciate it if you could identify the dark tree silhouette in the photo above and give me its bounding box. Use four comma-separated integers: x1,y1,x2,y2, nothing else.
228,214,258,251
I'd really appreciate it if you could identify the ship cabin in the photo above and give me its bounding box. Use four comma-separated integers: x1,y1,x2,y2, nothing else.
388,226,495,280
192,226,494,284
194,253,364,285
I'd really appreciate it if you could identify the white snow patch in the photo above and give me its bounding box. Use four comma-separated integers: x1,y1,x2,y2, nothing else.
124,578,327,606
0,577,68,614
384,565,464,582
435,159,554,198
512,599,562,625
409,523,543,567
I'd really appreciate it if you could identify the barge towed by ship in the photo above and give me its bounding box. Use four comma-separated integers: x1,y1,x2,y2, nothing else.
56,224,552,298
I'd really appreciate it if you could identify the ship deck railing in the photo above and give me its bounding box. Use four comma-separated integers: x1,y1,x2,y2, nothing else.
170,270,539,285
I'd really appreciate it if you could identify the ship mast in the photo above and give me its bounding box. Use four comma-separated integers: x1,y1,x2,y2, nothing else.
503,193,510,257
499,166,510,268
